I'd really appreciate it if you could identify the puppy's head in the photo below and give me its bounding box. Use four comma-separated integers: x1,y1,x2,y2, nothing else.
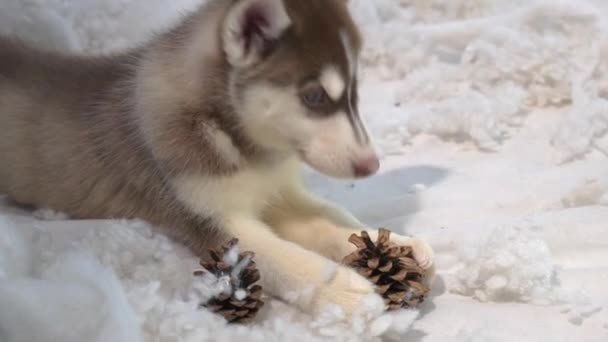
222,0,379,179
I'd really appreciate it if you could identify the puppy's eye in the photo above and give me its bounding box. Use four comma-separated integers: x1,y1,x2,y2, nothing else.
301,86,331,108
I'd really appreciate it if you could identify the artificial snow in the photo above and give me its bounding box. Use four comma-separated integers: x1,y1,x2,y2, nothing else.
449,223,556,304
1,0,608,341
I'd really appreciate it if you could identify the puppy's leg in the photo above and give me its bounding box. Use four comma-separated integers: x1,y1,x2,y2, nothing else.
223,215,381,316
265,183,435,280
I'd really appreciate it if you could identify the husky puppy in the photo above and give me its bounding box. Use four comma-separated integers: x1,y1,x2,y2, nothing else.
0,0,434,316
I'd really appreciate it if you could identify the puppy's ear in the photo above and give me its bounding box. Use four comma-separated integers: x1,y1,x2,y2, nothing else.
223,0,291,68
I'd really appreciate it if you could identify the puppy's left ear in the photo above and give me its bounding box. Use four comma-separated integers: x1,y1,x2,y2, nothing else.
223,0,291,68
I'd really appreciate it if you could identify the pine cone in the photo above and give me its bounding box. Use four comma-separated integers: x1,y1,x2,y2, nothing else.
194,239,264,324
343,229,430,310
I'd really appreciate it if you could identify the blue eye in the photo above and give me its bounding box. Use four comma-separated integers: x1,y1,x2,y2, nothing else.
302,86,331,108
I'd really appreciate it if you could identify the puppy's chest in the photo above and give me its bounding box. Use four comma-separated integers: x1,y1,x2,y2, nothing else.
174,159,298,217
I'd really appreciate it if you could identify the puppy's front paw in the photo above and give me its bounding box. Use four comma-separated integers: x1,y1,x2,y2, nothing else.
314,265,382,317
391,234,435,270
366,230,436,286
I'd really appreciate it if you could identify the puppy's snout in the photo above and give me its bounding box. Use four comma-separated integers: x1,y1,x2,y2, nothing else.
352,154,380,178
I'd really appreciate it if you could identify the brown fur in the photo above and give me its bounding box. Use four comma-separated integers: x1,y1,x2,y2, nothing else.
0,0,359,252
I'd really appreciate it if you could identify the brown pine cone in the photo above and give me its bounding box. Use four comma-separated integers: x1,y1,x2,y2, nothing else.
343,229,430,310
194,239,264,324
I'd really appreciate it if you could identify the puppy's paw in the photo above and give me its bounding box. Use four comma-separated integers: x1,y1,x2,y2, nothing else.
389,233,436,287
313,265,382,317
392,234,435,270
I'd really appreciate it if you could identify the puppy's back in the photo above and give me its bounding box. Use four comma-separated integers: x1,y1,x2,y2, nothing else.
0,37,137,208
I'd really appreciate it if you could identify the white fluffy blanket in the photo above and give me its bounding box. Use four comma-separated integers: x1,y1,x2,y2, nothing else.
1,0,608,341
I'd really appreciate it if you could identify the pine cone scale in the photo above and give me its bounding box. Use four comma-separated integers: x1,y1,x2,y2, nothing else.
348,234,367,249
389,269,408,281
378,260,393,272
367,257,380,269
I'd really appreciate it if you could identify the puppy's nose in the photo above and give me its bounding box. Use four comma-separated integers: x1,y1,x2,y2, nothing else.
352,155,380,178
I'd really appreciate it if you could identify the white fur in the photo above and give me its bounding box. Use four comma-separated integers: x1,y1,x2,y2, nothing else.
173,157,299,217
302,112,371,178
339,29,373,146
319,66,345,101
223,0,291,68
209,126,242,167
222,215,379,315
151,0,432,319
340,30,358,80
173,159,435,316
237,83,375,178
